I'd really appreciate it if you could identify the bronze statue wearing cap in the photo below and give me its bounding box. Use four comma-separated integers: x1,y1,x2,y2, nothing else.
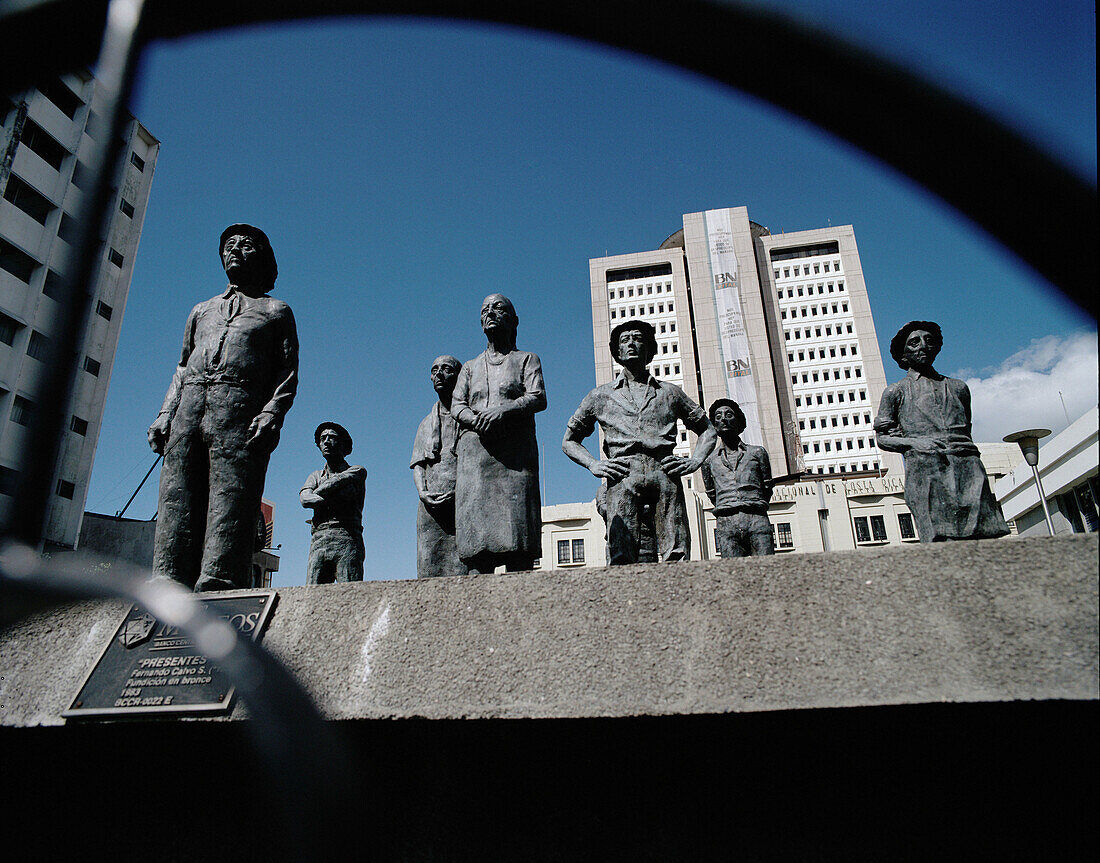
563,319,715,564
147,224,298,591
700,399,776,557
301,422,366,584
873,321,1009,542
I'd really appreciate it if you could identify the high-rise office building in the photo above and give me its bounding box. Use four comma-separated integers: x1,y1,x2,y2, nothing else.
1,72,159,547
589,206,901,481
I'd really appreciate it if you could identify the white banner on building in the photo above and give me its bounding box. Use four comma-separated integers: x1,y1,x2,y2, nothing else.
703,209,762,445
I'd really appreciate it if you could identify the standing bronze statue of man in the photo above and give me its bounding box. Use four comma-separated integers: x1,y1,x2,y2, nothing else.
147,224,298,591
700,399,775,557
452,295,546,574
563,320,715,564
874,321,1009,542
301,422,366,584
411,355,465,579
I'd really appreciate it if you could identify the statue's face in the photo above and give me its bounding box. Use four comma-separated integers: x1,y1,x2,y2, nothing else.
712,405,743,434
481,294,516,335
222,233,262,282
317,428,343,459
430,357,460,396
903,329,940,368
617,328,650,364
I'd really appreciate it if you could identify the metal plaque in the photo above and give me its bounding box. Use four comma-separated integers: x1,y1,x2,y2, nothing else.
63,591,277,719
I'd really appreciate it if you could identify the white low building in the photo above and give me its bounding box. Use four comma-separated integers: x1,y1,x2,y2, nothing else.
995,406,1099,537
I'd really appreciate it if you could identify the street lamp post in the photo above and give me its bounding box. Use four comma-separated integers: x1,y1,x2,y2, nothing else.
1003,428,1055,536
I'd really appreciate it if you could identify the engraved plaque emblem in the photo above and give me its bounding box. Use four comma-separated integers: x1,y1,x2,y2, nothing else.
118,612,156,648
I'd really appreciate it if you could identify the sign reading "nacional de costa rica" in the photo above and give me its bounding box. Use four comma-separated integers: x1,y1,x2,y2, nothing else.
63,591,276,719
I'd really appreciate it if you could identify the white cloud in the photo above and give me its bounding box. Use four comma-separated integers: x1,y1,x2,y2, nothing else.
958,331,1098,442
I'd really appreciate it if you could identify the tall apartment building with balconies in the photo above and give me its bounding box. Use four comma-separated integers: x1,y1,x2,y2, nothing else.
1,72,159,547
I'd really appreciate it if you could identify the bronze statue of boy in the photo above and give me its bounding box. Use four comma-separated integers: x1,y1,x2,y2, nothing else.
700,399,775,557
874,321,1009,542
563,320,715,564
301,422,366,583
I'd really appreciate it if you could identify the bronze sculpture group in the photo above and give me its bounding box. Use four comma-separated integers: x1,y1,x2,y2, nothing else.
148,227,1009,591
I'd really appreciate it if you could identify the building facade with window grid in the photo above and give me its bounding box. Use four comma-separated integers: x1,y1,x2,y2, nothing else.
1,72,159,548
589,208,902,483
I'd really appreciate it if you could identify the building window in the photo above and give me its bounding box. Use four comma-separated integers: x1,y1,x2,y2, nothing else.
0,238,39,283
673,364,680,374
0,312,21,346
26,330,50,361
775,522,794,549
853,517,871,543
898,512,916,540
71,160,95,190
20,119,68,171
610,309,616,319
56,479,76,499
0,464,22,497
70,415,89,436
557,539,571,564
3,174,55,224
571,538,585,563
83,356,101,376
107,247,124,267
870,515,888,541
38,77,83,119
95,300,113,321
130,152,146,172
11,395,34,425
42,270,65,301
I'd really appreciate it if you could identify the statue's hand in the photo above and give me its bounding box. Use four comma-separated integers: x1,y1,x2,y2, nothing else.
478,406,508,430
247,411,280,451
591,458,631,482
300,490,324,507
424,491,454,507
147,414,171,455
660,455,697,477
906,436,947,454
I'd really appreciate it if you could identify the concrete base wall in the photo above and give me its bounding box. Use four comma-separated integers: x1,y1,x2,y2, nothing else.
2,535,1096,726
1,535,1096,860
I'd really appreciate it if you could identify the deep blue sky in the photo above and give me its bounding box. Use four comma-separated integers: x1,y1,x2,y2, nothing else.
84,1,1096,585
